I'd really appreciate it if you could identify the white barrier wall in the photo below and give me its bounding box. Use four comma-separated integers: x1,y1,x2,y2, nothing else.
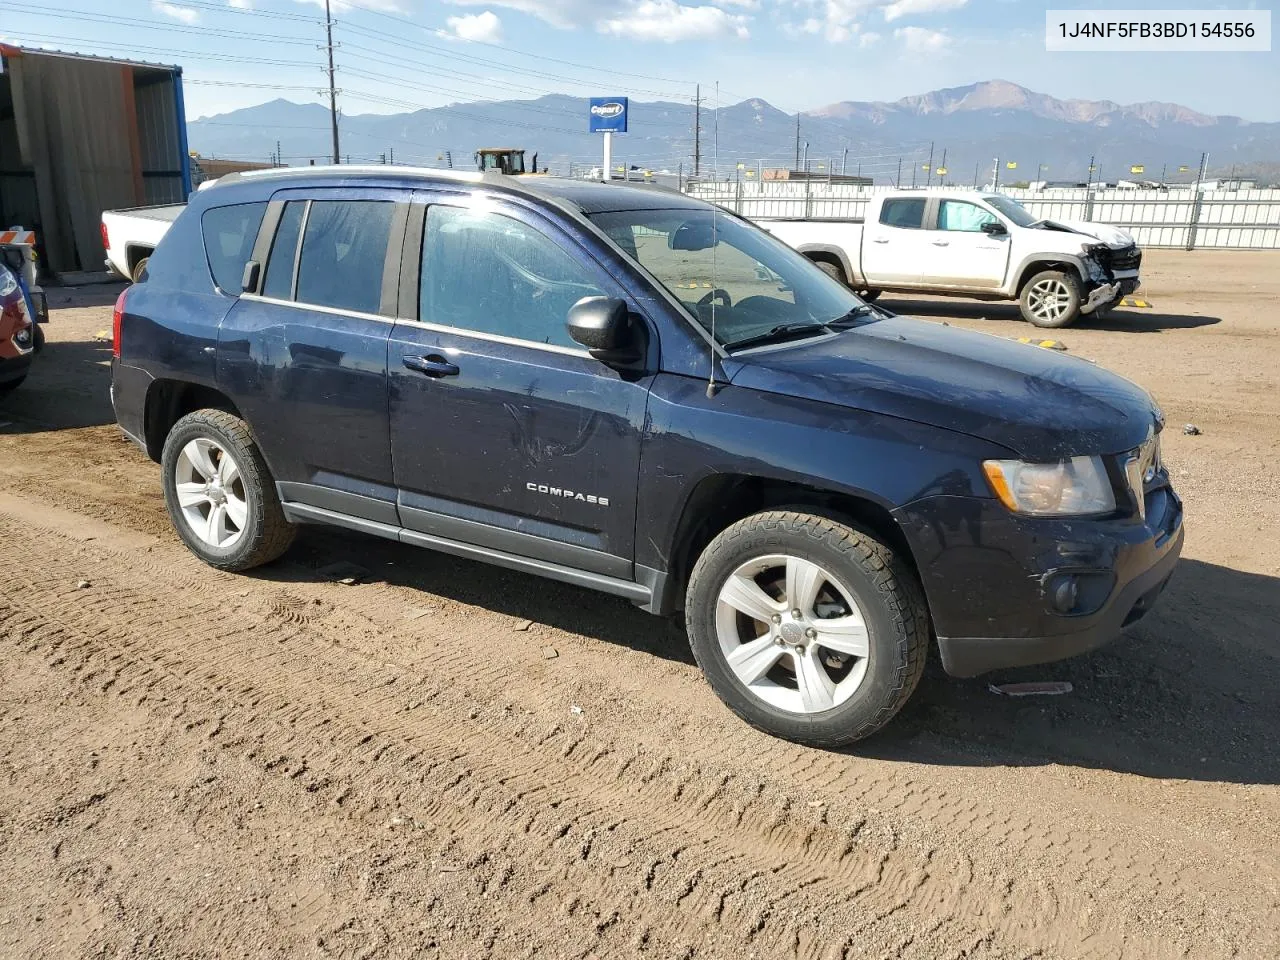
684,181,1280,250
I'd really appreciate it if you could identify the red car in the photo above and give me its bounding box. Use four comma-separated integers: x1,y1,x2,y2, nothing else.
0,262,36,396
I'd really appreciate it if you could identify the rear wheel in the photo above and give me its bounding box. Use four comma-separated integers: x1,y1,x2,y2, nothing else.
860,289,882,302
1019,269,1081,328
161,409,295,571
131,256,150,282
685,511,929,747
814,259,847,285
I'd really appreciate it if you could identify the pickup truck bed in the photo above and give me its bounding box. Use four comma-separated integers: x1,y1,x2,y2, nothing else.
102,203,186,281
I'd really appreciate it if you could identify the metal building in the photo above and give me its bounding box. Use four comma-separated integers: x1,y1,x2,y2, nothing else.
0,45,191,277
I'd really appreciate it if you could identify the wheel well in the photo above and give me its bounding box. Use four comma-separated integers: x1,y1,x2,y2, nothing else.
143,380,241,462
125,245,154,275
1015,260,1082,296
663,475,920,613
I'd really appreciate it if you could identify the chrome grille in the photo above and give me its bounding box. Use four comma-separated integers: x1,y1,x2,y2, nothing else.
1124,431,1162,519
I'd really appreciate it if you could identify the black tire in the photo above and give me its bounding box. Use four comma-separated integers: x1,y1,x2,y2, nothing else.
131,257,150,283
160,409,295,571
32,324,45,353
813,259,848,286
860,289,882,302
685,510,929,747
1019,269,1082,328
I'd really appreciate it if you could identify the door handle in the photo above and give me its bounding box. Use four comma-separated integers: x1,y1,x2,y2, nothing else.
871,238,890,244
931,240,950,247
403,354,460,378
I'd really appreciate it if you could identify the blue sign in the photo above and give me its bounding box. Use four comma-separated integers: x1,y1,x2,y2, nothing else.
588,97,628,134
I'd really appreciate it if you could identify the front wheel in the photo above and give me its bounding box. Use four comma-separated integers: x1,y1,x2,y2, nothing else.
161,409,295,571
685,511,929,747
1019,269,1082,328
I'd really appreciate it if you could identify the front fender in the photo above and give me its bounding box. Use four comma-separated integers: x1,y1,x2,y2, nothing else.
635,374,1010,577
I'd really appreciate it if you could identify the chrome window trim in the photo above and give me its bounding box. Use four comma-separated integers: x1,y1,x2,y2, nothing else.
237,293,594,359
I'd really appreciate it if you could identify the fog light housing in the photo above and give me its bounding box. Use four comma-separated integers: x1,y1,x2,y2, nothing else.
1050,575,1079,613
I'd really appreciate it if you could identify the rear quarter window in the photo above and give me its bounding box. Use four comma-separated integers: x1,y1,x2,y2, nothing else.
879,198,926,229
201,202,267,294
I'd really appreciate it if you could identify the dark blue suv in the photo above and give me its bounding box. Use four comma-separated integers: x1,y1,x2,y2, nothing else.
110,167,1183,745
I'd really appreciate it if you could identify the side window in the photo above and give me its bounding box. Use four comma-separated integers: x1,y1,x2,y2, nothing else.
879,198,926,229
937,200,998,232
201,202,267,294
420,205,605,348
296,200,395,315
262,200,304,300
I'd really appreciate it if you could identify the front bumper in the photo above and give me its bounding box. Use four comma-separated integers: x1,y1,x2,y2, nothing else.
894,484,1184,677
1080,281,1120,315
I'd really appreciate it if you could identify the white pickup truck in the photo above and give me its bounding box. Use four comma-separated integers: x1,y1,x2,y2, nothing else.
101,203,186,281
761,190,1143,328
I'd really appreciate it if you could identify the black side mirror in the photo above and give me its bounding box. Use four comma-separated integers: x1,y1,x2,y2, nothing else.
566,296,641,365
981,221,1008,236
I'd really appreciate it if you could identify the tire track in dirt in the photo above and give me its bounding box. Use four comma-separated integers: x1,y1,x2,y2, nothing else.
2,501,1275,958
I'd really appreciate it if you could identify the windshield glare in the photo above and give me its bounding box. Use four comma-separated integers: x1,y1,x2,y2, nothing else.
983,195,1038,228
588,208,868,348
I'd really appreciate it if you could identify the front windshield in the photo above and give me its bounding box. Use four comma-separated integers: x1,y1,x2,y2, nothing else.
984,195,1038,228
589,208,869,348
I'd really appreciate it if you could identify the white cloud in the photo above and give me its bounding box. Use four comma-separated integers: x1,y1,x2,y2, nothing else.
228,0,253,9
293,0,405,12
598,1,750,41
895,25,951,50
440,10,505,41
883,0,967,22
858,30,881,46
152,1,201,23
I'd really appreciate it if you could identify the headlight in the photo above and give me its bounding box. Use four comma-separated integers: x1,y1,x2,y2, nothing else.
0,266,17,298
983,456,1115,516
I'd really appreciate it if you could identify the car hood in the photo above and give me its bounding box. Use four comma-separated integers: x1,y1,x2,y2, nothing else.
724,315,1158,459
1035,218,1136,249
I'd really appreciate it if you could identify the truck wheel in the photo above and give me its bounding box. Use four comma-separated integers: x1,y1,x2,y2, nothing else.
161,409,295,571
131,257,150,282
1019,269,1081,328
685,510,928,747
861,289,882,302
814,259,848,286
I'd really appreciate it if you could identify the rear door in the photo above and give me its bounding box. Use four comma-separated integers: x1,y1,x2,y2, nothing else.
860,197,927,285
218,188,408,522
386,192,653,577
917,198,1011,289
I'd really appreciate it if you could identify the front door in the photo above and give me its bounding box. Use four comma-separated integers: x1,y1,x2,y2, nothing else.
387,194,652,577
917,198,1011,289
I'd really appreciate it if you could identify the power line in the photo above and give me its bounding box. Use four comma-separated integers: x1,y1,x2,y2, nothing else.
5,4,316,45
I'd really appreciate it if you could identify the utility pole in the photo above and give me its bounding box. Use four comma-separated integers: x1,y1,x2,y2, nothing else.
794,114,801,171
896,157,902,187
925,141,934,187
324,0,340,164
275,139,281,167
693,84,702,178
973,160,980,188
992,157,1001,191
389,146,394,165
841,147,848,176
938,147,947,185
1086,153,1095,187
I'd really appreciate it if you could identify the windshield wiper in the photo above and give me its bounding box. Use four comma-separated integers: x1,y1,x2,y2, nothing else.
723,322,831,351
827,304,880,327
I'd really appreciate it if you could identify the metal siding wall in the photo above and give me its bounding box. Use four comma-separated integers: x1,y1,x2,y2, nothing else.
134,73,184,204
686,181,1280,249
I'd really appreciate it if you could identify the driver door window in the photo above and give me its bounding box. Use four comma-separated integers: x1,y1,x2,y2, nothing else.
937,200,999,232
420,205,604,349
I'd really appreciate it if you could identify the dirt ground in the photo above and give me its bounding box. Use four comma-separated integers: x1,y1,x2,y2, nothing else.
0,249,1277,959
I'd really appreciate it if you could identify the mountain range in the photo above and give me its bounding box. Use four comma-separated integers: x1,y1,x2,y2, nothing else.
187,79,1280,185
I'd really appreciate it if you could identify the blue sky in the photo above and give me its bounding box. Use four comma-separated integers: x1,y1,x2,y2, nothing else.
4,0,1278,121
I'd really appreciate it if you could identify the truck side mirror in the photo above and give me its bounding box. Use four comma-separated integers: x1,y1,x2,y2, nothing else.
981,221,1008,236
566,296,641,366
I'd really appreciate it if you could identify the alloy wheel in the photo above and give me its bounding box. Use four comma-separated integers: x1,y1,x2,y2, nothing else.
1027,278,1073,322
173,437,248,549
714,554,870,714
